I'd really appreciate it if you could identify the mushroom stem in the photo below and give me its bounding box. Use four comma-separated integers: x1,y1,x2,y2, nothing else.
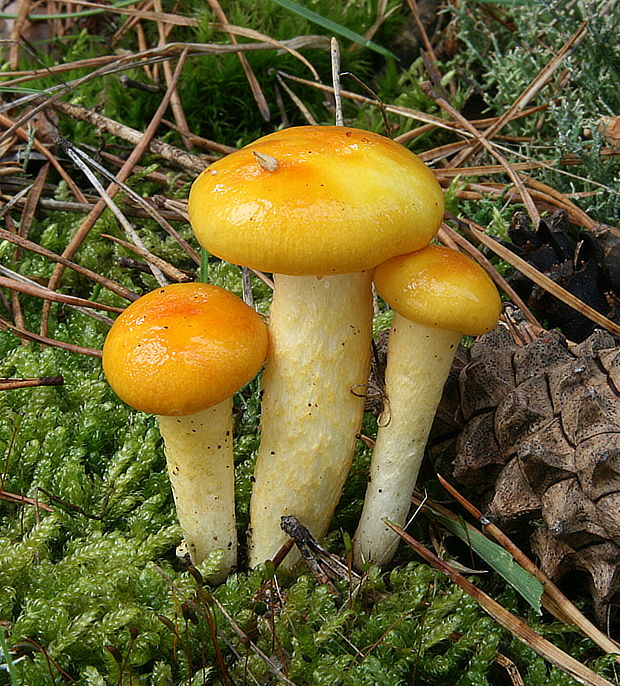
249,272,373,569
353,316,461,568
157,398,236,579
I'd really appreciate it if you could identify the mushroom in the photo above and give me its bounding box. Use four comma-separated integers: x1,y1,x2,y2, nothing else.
353,245,501,567
187,125,444,568
102,282,268,580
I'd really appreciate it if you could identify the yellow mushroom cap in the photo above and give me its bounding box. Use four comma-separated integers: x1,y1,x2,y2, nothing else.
374,245,502,335
102,283,268,416
188,125,444,275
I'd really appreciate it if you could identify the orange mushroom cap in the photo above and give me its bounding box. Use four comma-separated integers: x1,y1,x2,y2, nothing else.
188,125,444,276
102,283,268,416
374,245,502,336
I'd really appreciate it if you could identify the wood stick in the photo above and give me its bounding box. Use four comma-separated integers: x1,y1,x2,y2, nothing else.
41,51,191,336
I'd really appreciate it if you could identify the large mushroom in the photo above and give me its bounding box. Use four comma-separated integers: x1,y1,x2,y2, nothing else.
187,125,444,568
353,245,501,567
102,282,268,580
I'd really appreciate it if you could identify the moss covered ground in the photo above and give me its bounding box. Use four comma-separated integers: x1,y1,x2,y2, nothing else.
1,0,619,683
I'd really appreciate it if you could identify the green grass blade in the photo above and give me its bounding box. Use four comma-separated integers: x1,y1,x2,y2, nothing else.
436,512,544,614
200,248,210,284
0,629,19,686
0,0,138,20
269,0,397,60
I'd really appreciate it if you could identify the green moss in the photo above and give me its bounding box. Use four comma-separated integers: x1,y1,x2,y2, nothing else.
3,331,608,684
2,1,619,683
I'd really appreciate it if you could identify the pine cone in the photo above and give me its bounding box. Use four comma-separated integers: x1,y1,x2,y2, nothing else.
503,211,620,342
430,326,620,623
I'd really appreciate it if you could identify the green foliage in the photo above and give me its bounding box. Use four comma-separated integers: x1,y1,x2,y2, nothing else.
449,0,620,225
269,0,397,59
176,0,393,144
3,332,610,684
437,514,543,614
1,1,619,683
0,627,19,685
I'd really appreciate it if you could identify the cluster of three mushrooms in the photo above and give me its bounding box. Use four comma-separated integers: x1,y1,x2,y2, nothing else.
103,124,499,578
187,125,453,569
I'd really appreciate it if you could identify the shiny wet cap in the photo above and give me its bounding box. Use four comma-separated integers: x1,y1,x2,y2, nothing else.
374,245,501,335
188,125,444,275
102,283,268,416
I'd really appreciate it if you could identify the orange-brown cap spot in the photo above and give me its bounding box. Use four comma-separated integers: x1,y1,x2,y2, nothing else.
102,283,268,416
374,245,501,335
188,125,444,276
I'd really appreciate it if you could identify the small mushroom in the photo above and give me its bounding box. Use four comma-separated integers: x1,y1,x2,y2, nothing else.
102,282,268,580
353,245,501,567
188,125,444,568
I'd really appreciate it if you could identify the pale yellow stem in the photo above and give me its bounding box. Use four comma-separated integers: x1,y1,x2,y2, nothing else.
354,316,461,567
249,272,373,568
157,398,236,580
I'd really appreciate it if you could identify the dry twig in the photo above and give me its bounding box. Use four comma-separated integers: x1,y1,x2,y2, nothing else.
40,50,190,335
387,521,615,686
435,476,620,660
